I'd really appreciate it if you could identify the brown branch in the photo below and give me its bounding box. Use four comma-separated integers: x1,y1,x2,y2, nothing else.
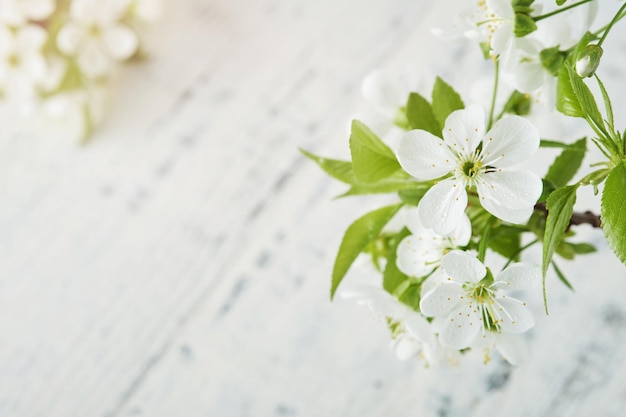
534,203,602,229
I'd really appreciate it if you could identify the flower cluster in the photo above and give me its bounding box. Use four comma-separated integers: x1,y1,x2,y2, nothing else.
0,0,160,142
305,0,626,367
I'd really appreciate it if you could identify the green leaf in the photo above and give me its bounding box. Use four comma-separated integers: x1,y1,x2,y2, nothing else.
331,204,403,299
543,184,578,274
537,179,556,203
383,228,411,294
544,137,587,187
540,139,570,148
557,65,584,117
551,261,573,291
556,0,566,5
431,77,464,127
397,184,433,205
502,90,532,116
349,120,400,184
339,177,419,197
542,184,579,310
595,74,614,130
562,241,596,256
539,46,566,76
406,92,441,137
488,225,523,261
514,13,537,37
398,283,422,311
601,162,626,265
566,65,605,132
300,149,355,184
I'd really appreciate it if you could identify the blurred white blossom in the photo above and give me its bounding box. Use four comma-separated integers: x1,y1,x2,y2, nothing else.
57,0,139,78
0,0,55,26
0,24,48,111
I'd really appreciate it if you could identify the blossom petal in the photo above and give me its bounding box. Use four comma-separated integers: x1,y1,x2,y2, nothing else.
481,115,540,167
477,170,542,210
57,23,85,55
494,263,540,291
441,250,486,283
494,332,528,365
419,283,465,317
340,285,405,318
448,212,472,246
404,312,436,345
78,41,111,78
390,335,422,361
442,104,485,154
16,25,47,52
404,206,425,235
491,24,516,70
514,61,545,93
102,24,138,61
396,235,441,278
487,0,514,19
397,130,456,180
420,282,465,317
439,302,481,349
23,0,55,20
420,268,448,297
494,296,534,333
418,180,467,235
480,198,535,224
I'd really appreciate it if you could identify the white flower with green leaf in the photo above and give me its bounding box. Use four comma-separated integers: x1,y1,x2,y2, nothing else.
57,0,138,78
396,207,471,278
397,104,542,235
419,250,539,351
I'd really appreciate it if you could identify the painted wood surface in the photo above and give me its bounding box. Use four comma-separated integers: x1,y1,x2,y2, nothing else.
1,1,626,416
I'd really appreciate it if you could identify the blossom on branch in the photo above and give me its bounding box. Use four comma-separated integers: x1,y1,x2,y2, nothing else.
397,104,542,235
419,250,539,357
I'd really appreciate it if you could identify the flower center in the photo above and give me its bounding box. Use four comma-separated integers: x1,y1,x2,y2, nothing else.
88,25,102,38
7,53,20,68
455,152,485,187
462,160,481,178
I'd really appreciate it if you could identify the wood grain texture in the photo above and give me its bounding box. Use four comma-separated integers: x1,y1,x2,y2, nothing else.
1,1,626,417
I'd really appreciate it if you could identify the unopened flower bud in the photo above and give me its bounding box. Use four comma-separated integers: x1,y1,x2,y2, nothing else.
575,45,603,78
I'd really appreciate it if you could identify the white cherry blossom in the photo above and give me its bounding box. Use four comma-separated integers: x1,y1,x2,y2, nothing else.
0,0,55,26
340,285,446,365
419,250,540,350
433,0,519,66
57,0,138,78
0,24,48,110
396,207,471,278
500,1,597,106
397,104,542,235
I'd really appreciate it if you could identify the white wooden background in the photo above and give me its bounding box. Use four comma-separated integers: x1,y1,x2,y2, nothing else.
1,1,626,416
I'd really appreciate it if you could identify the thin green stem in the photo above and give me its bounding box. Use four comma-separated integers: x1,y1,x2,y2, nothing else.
502,239,538,270
533,0,593,22
488,60,499,130
598,1,626,47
